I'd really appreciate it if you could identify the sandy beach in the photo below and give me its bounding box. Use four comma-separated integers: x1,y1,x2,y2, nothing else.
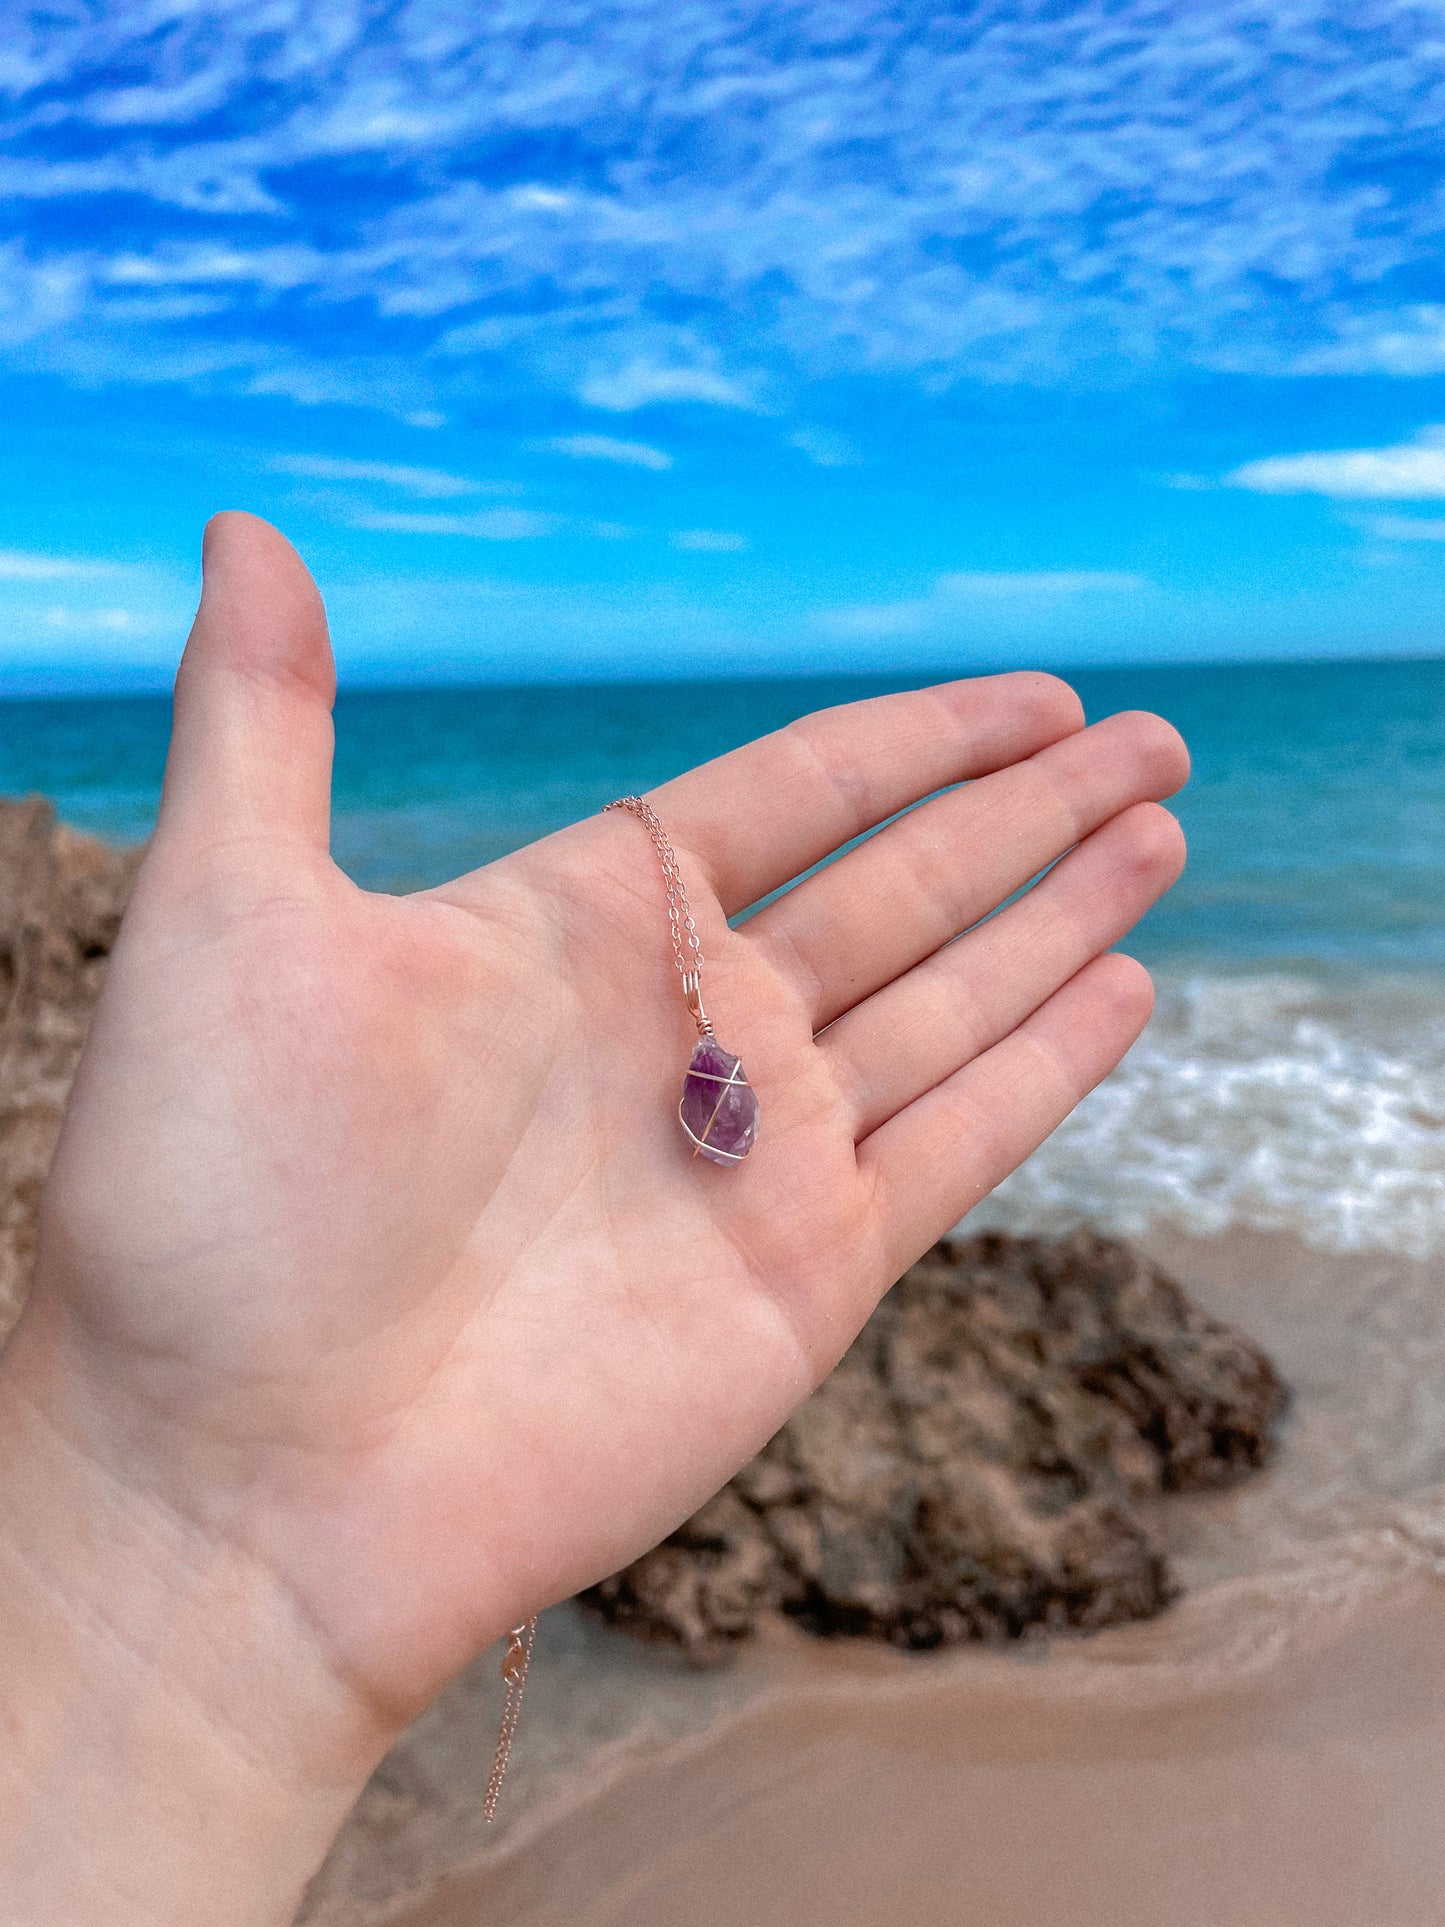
299,1224,1445,1926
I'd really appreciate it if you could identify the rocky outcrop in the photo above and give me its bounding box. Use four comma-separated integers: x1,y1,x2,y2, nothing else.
583,1231,1287,1657
0,798,141,1337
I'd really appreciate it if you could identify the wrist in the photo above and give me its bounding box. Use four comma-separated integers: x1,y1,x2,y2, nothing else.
0,1304,392,1926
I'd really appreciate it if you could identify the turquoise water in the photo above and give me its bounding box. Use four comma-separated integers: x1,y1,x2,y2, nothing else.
7,658,1445,1254
3,657,1445,972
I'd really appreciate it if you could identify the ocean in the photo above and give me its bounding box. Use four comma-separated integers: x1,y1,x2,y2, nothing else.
6,655,1445,1259
8,655,1445,1921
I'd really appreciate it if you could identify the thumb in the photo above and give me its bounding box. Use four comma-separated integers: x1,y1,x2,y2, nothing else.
158,512,336,856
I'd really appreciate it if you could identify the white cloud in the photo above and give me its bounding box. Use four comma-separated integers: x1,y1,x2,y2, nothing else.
0,243,86,348
1227,430,1445,498
511,186,574,213
542,434,672,470
790,427,861,467
42,605,137,630
0,548,114,580
268,453,485,497
672,529,749,552
578,361,755,412
818,570,1148,638
104,244,320,290
9,4,1445,402
0,544,195,674
938,571,1146,595
1361,514,1445,541
1284,307,1445,377
101,293,228,323
345,507,560,540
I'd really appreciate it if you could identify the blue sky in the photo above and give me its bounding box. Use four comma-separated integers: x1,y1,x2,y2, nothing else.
4,1,1445,688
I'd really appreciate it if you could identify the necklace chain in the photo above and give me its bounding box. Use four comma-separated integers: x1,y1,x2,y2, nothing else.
605,797,712,1034
604,796,703,978
483,1618,536,1823
485,804,719,1823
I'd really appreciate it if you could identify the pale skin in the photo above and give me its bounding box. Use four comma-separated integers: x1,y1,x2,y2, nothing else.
0,513,1189,1923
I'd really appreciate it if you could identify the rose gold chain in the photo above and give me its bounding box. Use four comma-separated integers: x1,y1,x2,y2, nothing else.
483,1618,537,1822
482,803,701,1825
605,797,712,1035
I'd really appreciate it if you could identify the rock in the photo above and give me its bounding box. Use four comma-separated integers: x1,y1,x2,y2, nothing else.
0,797,141,1339
582,1231,1287,1657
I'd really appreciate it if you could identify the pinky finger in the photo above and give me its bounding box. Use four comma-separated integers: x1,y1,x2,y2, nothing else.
859,952,1155,1280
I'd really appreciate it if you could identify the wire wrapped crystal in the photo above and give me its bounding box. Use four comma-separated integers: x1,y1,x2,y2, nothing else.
604,795,760,1169
679,1037,759,1165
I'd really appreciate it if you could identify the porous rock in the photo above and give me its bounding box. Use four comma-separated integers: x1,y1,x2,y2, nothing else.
583,1231,1287,1656
0,797,141,1338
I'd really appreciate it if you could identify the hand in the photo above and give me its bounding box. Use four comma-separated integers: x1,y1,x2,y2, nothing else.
0,514,1186,1919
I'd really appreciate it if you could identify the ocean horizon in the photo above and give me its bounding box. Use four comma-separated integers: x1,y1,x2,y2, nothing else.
6,653,1445,1261
5,653,1444,957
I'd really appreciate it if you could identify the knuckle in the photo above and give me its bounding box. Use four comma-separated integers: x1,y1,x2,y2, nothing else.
783,710,874,822
1020,751,1087,847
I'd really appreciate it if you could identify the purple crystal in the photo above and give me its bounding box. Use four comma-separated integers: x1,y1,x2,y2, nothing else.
679,1037,759,1166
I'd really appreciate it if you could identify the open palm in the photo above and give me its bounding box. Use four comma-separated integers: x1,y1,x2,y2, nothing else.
28,515,1187,1730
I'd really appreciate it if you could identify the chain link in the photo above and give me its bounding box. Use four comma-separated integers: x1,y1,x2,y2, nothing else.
604,795,705,980
483,1618,537,1822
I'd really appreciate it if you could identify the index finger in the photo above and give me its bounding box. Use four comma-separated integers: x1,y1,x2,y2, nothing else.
647,672,1085,914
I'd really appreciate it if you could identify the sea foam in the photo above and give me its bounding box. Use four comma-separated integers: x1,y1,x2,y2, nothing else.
967,972,1445,1258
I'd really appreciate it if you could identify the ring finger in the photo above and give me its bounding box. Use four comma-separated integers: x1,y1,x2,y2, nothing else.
820,800,1185,1137
746,708,1189,1029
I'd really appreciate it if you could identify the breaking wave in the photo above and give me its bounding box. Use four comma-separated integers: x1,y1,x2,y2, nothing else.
969,971,1445,1258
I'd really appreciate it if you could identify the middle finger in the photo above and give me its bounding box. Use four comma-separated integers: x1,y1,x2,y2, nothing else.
745,709,1188,1028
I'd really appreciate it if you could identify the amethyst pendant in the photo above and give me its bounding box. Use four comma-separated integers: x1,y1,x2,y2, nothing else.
679,1037,759,1166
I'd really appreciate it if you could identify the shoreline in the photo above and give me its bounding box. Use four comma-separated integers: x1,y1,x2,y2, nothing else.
379,1570,1445,1927
301,1223,1445,1926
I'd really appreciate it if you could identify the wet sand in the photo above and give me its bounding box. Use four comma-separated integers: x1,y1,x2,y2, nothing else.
300,1227,1445,1927
383,1576,1445,1927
